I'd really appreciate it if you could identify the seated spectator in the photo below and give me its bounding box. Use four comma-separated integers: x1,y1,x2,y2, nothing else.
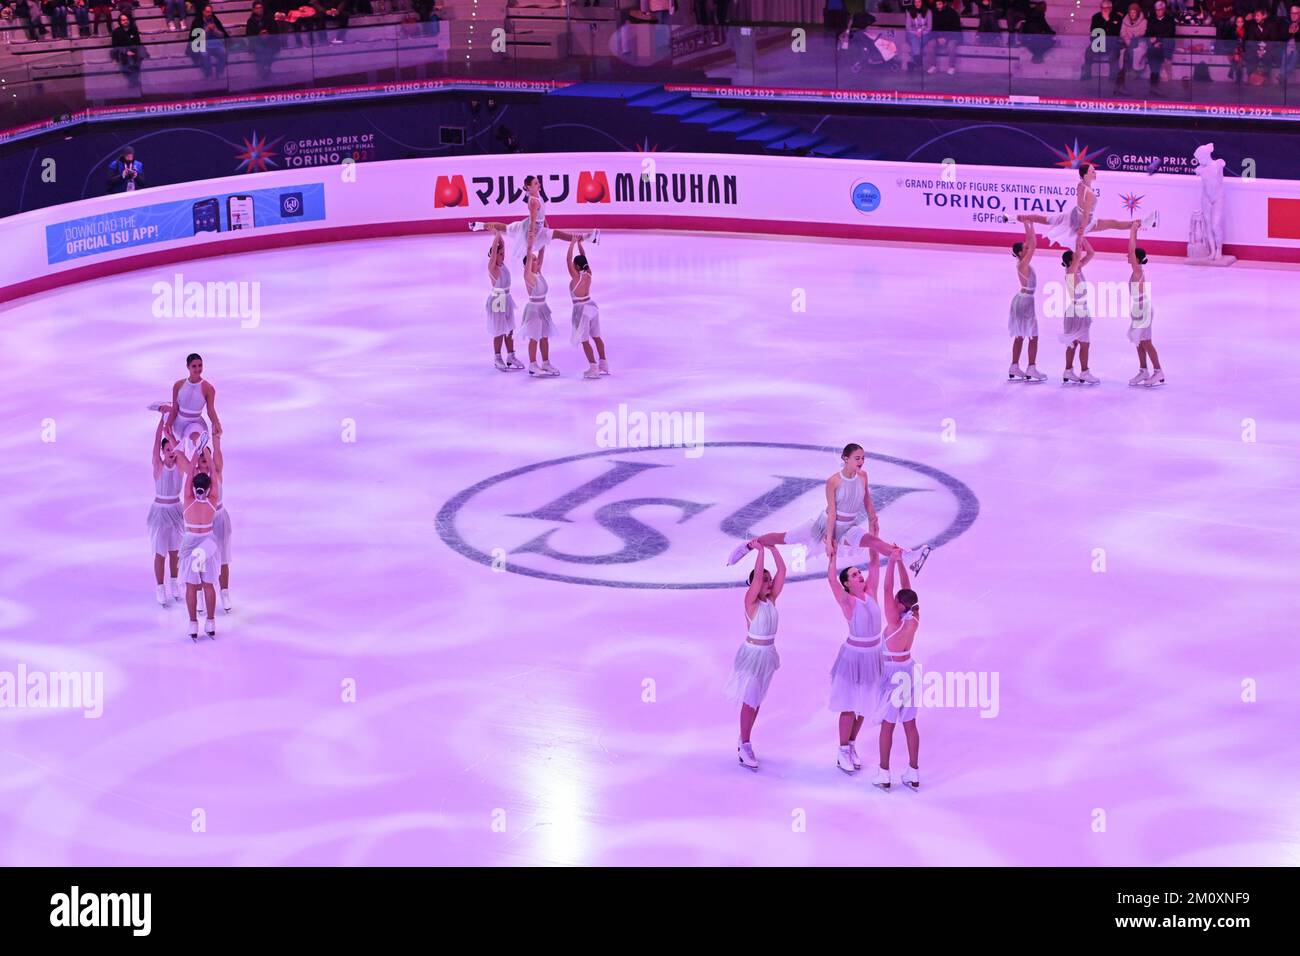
162,0,183,29
1117,0,1147,85
89,0,110,34
71,0,89,36
1005,0,1031,39
189,3,230,77
1083,0,1123,80
15,0,46,40
1145,0,1176,85
1243,5,1280,80
307,0,350,44
41,0,69,39
106,145,145,192
1019,2,1056,62
904,0,932,72
110,13,144,82
932,0,963,74
246,0,280,78
976,0,1003,44
1225,13,1247,78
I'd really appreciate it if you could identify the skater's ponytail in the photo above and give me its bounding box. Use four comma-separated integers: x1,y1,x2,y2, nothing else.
896,588,919,613
1061,250,1074,269
1078,163,1092,178
1012,242,1024,258
1134,247,1148,265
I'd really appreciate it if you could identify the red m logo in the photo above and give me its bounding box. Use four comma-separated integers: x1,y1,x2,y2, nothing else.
577,170,611,204
434,175,469,208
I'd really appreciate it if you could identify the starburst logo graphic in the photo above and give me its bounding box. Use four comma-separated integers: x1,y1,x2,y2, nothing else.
1049,138,1108,169
234,132,283,173
1119,192,1144,213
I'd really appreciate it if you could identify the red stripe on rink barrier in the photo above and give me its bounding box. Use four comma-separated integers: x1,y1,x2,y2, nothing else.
4,215,1296,306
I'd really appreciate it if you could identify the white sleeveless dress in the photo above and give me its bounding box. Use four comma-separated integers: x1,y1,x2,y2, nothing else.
570,279,601,345
785,471,874,560
875,611,919,724
828,595,884,714
1043,189,1097,248
1127,274,1153,343
506,196,553,263
520,273,556,342
147,464,184,556
486,264,518,337
724,600,780,709
172,378,209,447
1059,269,1092,344
1008,265,1038,339
179,498,222,586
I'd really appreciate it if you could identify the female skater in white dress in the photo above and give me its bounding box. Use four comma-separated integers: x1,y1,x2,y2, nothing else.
470,174,600,261
827,546,884,774
520,250,560,377
1007,219,1047,382
148,412,184,605
162,353,221,451
486,233,524,372
873,548,921,791
197,432,234,612
567,238,610,380
175,462,221,640
1125,222,1165,387
725,542,787,770
1060,247,1098,385
725,443,931,575
1015,163,1156,252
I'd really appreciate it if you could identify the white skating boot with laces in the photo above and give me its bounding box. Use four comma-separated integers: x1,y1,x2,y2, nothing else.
837,746,857,774
737,740,758,771
1024,364,1046,382
1128,368,1150,387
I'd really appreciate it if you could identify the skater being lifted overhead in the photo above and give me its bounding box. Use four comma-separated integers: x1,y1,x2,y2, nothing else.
725,443,932,575
1010,164,1157,252
470,174,600,261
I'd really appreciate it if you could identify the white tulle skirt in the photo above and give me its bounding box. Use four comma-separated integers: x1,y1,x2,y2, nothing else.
725,642,781,709
213,508,232,564
147,502,183,556
1043,206,1094,248
875,658,920,724
179,531,222,586
506,218,552,263
827,641,883,714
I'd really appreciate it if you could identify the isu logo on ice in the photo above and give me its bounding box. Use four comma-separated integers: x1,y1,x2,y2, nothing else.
437,442,978,589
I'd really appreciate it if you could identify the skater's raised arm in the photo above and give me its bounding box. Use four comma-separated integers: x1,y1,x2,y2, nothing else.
1080,238,1096,269
768,545,787,601
745,541,766,616
210,430,224,478
864,549,881,603
151,416,167,480
566,240,580,281
1020,220,1037,265
826,551,853,614
883,549,902,630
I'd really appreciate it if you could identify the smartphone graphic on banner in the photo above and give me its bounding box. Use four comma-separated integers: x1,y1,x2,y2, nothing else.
192,198,220,235
227,195,256,231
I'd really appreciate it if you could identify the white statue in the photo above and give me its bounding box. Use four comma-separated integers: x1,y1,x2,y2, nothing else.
1192,143,1227,262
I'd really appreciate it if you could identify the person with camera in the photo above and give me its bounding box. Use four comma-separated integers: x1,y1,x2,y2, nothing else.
107,145,145,193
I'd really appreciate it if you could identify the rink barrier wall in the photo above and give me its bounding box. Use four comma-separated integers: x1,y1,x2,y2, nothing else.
3,152,1296,305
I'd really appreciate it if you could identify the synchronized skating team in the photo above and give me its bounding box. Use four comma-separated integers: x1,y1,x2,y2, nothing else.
146,353,233,640
1003,163,1167,387
471,175,611,380
723,444,933,791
